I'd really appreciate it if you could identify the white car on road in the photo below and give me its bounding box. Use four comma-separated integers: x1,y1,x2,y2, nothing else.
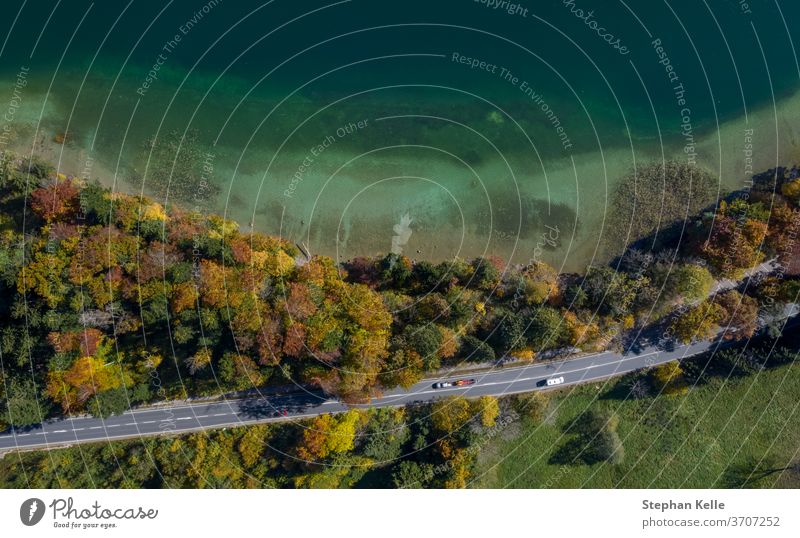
546,376,564,386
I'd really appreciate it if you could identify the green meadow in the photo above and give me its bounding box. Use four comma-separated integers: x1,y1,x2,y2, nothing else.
474,360,800,488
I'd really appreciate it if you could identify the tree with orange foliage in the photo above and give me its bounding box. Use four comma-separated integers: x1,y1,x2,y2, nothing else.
696,200,768,277
255,315,284,366
46,337,131,413
282,281,317,321
171,281,198,313
282,322,307,358
438,326,459,359
714,290,759,340
30,179,79,222
48,328,105,357
198,259,245,309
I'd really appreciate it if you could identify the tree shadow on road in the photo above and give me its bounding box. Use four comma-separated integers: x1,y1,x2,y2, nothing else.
236,393,320,419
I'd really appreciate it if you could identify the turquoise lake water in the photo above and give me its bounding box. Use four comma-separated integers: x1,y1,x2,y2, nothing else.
1,0,799,271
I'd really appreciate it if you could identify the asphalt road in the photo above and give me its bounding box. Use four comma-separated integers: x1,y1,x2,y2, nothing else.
0,336,721,452
0,255,785,453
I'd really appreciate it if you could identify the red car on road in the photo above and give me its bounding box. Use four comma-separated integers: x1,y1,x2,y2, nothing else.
432,378,476,389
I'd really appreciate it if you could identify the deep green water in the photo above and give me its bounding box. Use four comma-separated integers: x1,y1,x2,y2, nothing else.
1,0,798,270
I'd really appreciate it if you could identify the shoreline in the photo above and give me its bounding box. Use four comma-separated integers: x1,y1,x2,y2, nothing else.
5,84,800,273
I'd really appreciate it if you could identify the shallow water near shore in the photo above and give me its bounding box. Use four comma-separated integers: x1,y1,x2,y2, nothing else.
1,0,799,271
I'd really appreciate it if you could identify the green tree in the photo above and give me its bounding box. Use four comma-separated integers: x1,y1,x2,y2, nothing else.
88,387,130,418
460,335,496,363
552,411,624,465
590,428,625,465
491,309,528,353
580,266,639,317
667,264,714,303
361,408,409,462
401,324,443,370
379,253,412,288
527,306,570,350
5,378,47,428
513,392,550,423
469,257,501,290
392,460,434,488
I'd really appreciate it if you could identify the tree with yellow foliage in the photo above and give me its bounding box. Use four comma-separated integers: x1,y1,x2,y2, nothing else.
237,424,270,467
521,260,559,305
650,361,688,396
17,250,69,308
670,300,726,343
781,178,800,201
443,448,473,489
185,347,212,375
563,310,601,348
476,396,500,428
380,349,424,390
431,396,473,435
47,354,131,413
297,410,363,461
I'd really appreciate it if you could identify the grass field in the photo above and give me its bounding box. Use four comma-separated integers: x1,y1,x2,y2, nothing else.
472,360,800,488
